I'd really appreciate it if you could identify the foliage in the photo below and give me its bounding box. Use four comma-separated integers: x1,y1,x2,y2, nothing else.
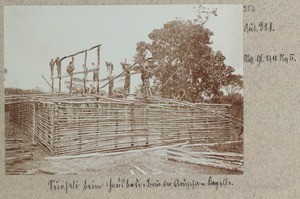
134,19,243,104
5,87,45,95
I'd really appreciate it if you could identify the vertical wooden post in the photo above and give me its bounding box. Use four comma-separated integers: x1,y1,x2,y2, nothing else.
84,50,87,94
57,57,62,93
69,57,74,94
96,98,100,152
53,103,58,155
59,78,61,93
125,104,128,146
97,46,100,94
70,76,73,94
130,104,134,147
115,105,119,148
144,105,149,147
32,103,36,142
50,59,55,93
51,78,54,93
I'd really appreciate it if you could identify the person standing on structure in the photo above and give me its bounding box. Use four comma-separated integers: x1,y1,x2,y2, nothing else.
141,65,152,97
66,59,75,93
106,61,114,96
106,61,114,77
92,62,100,83
121,60,131,95
49,59,55,78
55,57,61,78
55,57,62,92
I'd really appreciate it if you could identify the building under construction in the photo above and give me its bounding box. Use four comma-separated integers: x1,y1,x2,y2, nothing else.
5,44,241,156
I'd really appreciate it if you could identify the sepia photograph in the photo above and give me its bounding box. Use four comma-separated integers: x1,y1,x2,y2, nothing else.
4,5,243,175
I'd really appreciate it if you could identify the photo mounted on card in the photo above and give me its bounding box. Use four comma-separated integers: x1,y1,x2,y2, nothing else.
4,5,243,176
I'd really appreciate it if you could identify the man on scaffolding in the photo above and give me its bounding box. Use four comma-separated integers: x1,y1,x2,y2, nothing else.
66,61,75,76
92,62,99,94
55,57,61,78
49,59,55,78
121,61,131,95
141,59,152,97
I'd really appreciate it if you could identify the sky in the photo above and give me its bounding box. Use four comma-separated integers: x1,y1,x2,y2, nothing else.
4,5,243,93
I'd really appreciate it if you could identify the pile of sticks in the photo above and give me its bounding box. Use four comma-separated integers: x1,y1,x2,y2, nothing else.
5,139,34,175
5,94,233,156
167,147,243,172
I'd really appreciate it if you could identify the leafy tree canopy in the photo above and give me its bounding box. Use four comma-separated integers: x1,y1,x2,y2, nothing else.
134,19,242,103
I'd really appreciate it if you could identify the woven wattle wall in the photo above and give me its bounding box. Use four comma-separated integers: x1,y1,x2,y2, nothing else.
6,95,231,156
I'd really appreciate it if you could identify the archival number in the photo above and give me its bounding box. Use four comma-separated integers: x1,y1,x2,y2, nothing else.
244,22,274,33
243,4,256,12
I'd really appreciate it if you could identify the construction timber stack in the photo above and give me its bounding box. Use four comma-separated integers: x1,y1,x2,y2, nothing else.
5,94,232,156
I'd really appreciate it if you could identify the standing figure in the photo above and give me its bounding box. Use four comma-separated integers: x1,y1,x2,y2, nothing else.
49,59,55,78
55,57,61,78
55,57,62,92
82,63,88,94
92,62,100,82
106,61,114,77
141,65,152,97
121,61,131,94
66,60,75,93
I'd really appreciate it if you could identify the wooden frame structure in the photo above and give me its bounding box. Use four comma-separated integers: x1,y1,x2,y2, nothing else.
5,94,232,156
50,44,101,94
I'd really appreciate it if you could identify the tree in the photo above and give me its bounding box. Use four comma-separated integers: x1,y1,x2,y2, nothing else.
220,74,243,109
134,19,240,103
5,87,45,95
223,74,243,96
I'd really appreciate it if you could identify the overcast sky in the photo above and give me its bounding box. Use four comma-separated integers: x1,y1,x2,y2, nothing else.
4,5,242,93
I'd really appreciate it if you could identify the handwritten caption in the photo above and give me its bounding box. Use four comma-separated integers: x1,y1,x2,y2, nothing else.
244,53,296,64
47,176,234,194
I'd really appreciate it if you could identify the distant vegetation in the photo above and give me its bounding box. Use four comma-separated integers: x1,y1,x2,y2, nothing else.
5,87,45,95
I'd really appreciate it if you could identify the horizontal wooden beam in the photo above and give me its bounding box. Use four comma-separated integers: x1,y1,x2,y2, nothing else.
60,44,101,62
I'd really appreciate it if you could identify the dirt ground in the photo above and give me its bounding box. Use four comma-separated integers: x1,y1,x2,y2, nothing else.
5,112,243,175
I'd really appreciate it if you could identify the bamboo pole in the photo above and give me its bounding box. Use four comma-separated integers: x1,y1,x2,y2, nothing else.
59,77,61,93
69,76,73,94
51,78,54,93
42,75,52,89
84,50,87,94
96,46,100,94
32,103,36,142
60,44,101,62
